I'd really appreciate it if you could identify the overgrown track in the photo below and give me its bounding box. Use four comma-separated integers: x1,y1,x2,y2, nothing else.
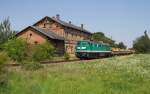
5,54,134,67
4,58,102,67
4,59,81,67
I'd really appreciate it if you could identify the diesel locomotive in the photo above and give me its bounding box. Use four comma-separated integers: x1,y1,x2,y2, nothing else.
75,40,134,59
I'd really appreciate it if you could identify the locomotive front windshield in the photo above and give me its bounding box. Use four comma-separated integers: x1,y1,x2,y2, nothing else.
76,41,90,51
77,41,89,46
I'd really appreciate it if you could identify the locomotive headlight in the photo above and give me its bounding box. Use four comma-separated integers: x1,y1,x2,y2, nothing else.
81,47,86,49
77,47,81,49
77,47,86,50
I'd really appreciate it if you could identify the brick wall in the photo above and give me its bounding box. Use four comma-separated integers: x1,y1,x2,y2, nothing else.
34,18,65,37
18,28,46,44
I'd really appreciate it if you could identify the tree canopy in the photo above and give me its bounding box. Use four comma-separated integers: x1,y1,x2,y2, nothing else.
92,32,127,48
0,18,16,46
133,30,150,53
117,42,127,49
92,32,115,46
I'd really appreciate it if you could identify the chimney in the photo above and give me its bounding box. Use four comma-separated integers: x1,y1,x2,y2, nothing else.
81,24,84,29
56,14,60,20
69,21,72,24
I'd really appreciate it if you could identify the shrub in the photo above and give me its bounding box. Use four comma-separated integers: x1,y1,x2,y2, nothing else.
32,41,54,61
3,38,28,62
0,52,9,67
0,52,10,88
64,52,70,61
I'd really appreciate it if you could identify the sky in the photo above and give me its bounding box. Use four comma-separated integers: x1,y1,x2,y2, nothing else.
0,0,150,48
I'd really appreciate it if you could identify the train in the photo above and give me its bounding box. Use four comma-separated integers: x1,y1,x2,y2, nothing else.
75,40,134,59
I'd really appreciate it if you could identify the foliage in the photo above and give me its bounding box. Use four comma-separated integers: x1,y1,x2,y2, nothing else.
2,38,28,62
64,52,70,61
92,32,105,40
92,32,116,46
133,30,150,53
0,52,9,68
21,61,42,71
6,54,150,94
2,38,55,62
32,41,54,61
0,52,10,89
117,42,127,49
0,18,16,46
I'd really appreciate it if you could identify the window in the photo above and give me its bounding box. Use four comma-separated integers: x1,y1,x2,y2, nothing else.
66,32,68,37
43,24,46,28
82,42,89,46
77,42,80,45
34,41,38,44
97,44,99,47
29,33,32,36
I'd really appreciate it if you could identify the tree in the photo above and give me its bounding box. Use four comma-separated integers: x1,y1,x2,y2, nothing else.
0,18,16,46
92,32,105,41
92,32,116,47
118,42,127,49
133,30,150,53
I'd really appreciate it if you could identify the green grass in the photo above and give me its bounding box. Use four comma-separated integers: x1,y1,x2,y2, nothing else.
2,54,150,94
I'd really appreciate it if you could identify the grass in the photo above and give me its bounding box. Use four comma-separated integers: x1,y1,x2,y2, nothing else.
2,54,150,94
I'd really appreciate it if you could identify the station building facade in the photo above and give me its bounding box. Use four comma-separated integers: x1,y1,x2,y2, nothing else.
16,15,92,56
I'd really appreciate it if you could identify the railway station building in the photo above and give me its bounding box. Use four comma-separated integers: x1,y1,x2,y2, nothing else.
16,14,92,56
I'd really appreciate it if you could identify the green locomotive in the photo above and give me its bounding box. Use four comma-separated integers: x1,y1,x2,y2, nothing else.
75,40,112,59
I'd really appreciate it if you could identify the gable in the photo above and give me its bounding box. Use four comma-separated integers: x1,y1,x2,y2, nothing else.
33,16,92,35
17,27,47,44
33,16,65,37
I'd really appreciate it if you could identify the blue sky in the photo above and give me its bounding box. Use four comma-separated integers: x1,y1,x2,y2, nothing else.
0,0,150,47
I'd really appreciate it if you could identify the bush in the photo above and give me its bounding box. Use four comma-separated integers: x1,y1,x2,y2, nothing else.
3,38,28,62
0,52,9,67
64,52,70,61
21,61,42,71
133,31,150,53
32,41,54,61
0,52,10,88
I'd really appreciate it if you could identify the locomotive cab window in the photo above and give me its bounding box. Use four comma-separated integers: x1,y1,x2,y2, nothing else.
82,42,89,45
77,42,81,45
97,44,99,47
77,41,89,46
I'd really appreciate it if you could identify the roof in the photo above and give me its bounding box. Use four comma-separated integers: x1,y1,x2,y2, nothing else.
16,26,64,40
33,16,92,35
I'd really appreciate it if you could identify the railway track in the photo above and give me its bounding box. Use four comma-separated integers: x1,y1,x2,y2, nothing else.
4,54,133,67
4,59,82,67
5,58,105,67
